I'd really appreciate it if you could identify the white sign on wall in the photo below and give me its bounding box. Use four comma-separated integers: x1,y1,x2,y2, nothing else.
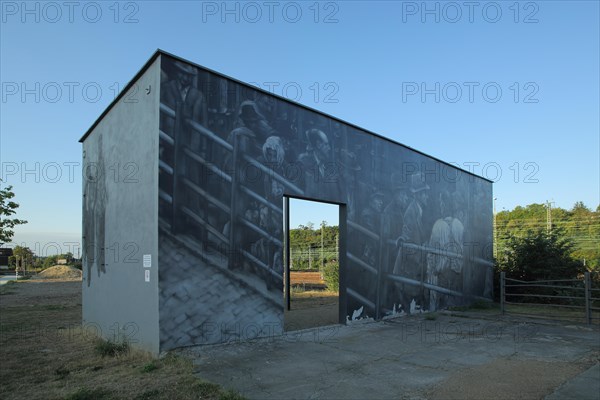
143,254,151,268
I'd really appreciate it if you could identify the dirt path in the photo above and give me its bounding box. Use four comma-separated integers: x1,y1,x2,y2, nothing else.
285,291,339,330
427,358,592,400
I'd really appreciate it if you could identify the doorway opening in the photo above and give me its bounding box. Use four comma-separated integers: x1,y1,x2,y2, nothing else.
283,197,343,331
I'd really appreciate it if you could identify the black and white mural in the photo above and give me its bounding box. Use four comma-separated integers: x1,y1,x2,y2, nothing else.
158,55,493,349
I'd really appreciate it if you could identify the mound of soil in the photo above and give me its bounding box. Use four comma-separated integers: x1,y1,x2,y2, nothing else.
36,265,82,280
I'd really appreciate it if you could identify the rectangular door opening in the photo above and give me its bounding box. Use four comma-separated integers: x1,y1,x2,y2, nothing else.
283,197,344,331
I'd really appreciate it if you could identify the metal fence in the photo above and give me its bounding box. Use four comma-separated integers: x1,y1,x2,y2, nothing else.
500,271,600,324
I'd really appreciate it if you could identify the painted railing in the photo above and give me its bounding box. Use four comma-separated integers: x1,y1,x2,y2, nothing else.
162,102,495,318
346,217,493,319
159,102,302,283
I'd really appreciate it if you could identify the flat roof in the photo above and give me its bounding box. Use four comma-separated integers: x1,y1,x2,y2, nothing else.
79,49,492,183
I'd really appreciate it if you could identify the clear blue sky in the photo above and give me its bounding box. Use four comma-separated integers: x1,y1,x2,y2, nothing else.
1,1,598,255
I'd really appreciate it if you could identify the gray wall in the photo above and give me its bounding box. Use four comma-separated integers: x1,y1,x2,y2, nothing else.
157,54,493,350
82,57,161,354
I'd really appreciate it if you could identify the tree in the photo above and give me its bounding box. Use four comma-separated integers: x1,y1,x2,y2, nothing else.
64,252,74,262
0,184,27,246
572,201,591,214
10,245,34,271
495,201,600,271
499,227,585,281
43,255,59,269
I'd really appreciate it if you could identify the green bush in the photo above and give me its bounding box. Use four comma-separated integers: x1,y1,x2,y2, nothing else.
495,228,586,304
322,260,339,292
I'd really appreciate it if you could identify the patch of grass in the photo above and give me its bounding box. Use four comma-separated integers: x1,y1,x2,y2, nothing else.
94,339,129,358
64,387,112,400
42,304,68,311
0,280,245,400
291,285,306,294
195,381,222,397
470,300,498,310
219,390,246,400
424,313,438,320
504,303,600,324
134,389,161,399
447,305,469,312
291,290,338,299
55,366,70,379
448,301,499,312
141,362,159,373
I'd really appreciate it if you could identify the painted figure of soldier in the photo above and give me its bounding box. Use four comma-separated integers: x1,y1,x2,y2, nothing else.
382,172,411,309
160,61,209,242
297,128,337,199
360,191,385,266
393,172,430,314
161,60,207,126
228,100,275,159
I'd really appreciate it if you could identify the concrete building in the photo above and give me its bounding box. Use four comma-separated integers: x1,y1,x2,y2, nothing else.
80,50,493,355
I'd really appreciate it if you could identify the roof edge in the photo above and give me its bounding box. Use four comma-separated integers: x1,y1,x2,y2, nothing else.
78,50,162,143
79,49,493,184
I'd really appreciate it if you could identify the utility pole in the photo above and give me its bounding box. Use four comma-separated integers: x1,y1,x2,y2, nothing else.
321,222,324,272
493,197,498,260
546,200,554,232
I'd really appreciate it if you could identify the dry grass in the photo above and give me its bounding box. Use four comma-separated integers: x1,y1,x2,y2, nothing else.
290,290,338,308
284,290,340,331
0,280,244,400
36,265,82,280
447,299,600,325
290,271,324,286
504,303,600,325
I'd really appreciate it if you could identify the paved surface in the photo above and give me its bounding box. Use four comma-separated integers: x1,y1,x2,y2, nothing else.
0,274,17,285
180,312,600,400
545,363,600,400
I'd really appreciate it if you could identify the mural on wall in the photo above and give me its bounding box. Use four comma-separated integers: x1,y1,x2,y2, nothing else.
157,55,493,347
83,135,107,287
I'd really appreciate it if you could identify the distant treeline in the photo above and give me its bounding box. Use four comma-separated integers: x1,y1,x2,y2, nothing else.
290,201,600,272
497,202,600,269
289,222,339,270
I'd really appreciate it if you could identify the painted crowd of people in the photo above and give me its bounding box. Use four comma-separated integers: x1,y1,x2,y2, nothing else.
158,58,491,309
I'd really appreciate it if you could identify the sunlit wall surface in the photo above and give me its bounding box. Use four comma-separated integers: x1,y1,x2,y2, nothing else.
157,54,493,349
